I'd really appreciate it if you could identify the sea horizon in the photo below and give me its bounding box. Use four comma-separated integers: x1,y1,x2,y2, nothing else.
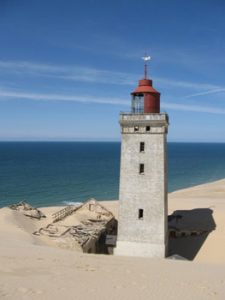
1,141,225,143
1,141,225,208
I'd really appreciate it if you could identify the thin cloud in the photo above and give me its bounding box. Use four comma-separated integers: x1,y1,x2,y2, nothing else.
185,88,225,98
0,89,129,105
0,88,224,115
0,60,221,91
0,60,136,86
162,102,225,115
156,77,219,91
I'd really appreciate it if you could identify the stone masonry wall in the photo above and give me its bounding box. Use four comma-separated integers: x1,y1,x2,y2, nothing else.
115,114,168,257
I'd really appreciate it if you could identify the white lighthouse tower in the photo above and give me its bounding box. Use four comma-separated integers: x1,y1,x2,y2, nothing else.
114,57,169,258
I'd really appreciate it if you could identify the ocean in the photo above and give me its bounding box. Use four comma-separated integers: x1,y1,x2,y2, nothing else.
0,142,225,208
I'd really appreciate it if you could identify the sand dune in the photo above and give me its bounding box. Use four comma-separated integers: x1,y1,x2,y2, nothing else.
1,179,225,299
169,179,225,263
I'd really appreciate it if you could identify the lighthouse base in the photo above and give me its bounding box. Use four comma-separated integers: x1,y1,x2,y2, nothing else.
114,241,167,258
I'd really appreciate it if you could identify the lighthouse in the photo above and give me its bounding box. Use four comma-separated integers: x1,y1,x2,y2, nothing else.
114,56,169,257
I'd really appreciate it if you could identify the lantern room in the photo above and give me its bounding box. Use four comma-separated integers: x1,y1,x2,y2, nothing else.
131,56,160,114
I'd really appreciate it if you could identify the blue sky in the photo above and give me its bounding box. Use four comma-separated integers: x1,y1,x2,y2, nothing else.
0,0,225,142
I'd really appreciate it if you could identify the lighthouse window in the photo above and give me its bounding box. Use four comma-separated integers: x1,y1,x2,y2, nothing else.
140,142,145,152
146,126,150,132
139,163,144,174
138,209,144,219
132,94,144,113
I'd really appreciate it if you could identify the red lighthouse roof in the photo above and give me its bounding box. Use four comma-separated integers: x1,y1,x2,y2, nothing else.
131,55,161,113
132,79,160,95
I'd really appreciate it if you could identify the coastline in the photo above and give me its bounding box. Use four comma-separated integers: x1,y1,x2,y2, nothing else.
1,178,225,299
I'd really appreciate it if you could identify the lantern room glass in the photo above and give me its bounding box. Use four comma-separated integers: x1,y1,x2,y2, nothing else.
132,94,144,113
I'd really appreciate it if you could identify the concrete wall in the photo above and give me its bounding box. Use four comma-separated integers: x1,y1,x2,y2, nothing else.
114,113,169,258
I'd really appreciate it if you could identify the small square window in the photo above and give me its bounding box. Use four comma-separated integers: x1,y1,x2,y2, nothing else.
146,126,150,132
138,209,144,219
134,126,139,132
140,142,145,152
139,163,144,174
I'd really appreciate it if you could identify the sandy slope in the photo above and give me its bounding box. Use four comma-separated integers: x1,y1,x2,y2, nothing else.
169,179,225,263
1,179,225,300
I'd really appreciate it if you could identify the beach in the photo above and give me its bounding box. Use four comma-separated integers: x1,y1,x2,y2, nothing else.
1,179,225,299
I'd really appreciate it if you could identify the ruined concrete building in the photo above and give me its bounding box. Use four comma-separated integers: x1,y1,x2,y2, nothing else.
34,199,117,254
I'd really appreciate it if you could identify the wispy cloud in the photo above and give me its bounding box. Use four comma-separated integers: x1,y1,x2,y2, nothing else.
0,87,225,115
0,89,129,105
0,60,222,92
162,102,225,115
156,78,220,91
0,60,136,86
185,88,225,98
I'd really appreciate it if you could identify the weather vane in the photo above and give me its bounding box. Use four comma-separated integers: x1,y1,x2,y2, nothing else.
141,54,151,79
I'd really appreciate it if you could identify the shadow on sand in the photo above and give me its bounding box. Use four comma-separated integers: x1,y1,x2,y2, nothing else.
168,208,216,260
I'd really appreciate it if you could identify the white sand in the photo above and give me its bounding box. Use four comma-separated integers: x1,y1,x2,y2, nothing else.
1,179,225,299
169,179,225,263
